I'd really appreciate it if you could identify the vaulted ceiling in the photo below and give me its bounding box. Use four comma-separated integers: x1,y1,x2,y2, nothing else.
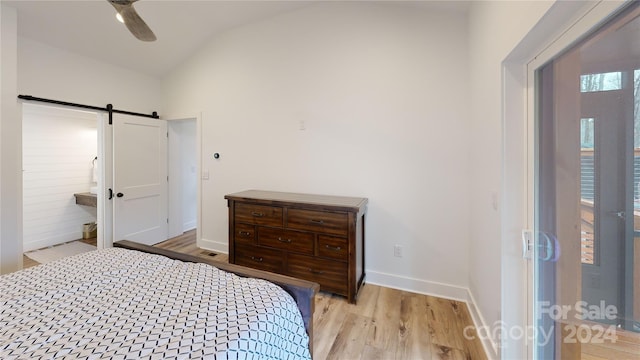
3,0,315,77
3,0,469,78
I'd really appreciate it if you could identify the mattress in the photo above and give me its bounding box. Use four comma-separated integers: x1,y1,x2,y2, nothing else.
0,248,311,359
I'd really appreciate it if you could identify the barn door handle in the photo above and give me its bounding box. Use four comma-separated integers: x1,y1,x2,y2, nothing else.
108,188,114,200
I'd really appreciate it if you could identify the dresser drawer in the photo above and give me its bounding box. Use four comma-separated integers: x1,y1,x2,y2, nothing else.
235,203,283,227
234,223,256,244
258,227,314,254
235,244,283,273
287,208,348,236
318,235,348,261
288,253,347,294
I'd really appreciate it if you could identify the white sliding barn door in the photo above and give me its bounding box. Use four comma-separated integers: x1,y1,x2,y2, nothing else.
113,114,168,245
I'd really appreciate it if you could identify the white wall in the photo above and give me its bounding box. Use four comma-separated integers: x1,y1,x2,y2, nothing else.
22,104,98,251
1,2,3,270
18,38,162,115
163,2,471,298
467,0,561,357
0,5,22,274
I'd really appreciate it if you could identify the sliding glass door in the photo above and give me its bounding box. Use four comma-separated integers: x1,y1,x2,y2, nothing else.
534,2,639,358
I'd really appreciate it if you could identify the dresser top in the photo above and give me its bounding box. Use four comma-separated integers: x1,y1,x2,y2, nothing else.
225,190,367,211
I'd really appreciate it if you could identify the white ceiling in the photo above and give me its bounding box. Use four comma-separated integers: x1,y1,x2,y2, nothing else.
2,0,316,77
3,0,469,78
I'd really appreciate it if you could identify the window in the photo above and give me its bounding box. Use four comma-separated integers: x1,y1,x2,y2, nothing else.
580,71,622,92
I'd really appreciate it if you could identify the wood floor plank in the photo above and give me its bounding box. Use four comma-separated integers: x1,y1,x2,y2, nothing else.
560,322,640,360
22,254,39,269
431,343,469,360
426,296,468,351
348,282,380,317
592,337,640,356
366,285,402,354
360,344,391,360
581,353,610,360
326,313,373,359
313,292,350,359
154,230,230,263
454,298,488,360
581,341,640,360
396,292,432,360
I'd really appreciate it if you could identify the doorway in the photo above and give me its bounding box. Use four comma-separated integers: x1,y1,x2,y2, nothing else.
22,103,102,262
533,2,639,358
20,103,191,263
167,117,198,240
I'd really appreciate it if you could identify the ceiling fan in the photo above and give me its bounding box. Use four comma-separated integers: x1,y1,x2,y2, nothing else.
108,0,156,42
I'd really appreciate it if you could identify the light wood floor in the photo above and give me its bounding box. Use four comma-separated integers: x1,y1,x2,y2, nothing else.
154,230,488,359
23,230,488,359
154,230,228,263
21,232,640,359
313,283,487,359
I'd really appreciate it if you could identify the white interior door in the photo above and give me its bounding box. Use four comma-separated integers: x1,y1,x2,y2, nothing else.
113,114,168,245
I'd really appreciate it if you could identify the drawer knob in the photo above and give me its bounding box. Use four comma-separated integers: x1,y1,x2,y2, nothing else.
250,256,264,262
239,231,252,237
277,237,292,243
251,212,265,217
325,244,342,251
310,219,324,225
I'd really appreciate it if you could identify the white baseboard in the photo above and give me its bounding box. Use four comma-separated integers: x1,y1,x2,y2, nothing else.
183,220,196,232
198,237,228,254
23,231,83,252
466,289,499,360
366,270,469,301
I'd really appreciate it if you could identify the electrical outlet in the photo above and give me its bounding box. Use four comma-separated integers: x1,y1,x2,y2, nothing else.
394,245,402,257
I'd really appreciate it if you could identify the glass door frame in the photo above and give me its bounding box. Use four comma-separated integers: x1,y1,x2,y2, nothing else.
524,1,635,358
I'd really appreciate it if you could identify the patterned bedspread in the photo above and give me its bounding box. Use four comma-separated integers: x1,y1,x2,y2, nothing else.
0,248,311,359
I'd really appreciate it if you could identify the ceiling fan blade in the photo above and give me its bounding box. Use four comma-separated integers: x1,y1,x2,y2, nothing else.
108,0,156,42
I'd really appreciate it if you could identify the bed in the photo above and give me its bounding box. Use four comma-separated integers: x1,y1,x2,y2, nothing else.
0,240,319,359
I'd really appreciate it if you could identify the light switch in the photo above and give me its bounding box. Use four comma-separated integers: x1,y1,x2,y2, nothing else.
202,171,210,180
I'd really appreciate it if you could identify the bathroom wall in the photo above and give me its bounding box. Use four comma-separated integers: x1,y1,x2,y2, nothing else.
22,103,98,251
179,120,197,231
167,118,198,237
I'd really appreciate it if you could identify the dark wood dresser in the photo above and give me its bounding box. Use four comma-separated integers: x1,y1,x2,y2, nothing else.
225,190,367,303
